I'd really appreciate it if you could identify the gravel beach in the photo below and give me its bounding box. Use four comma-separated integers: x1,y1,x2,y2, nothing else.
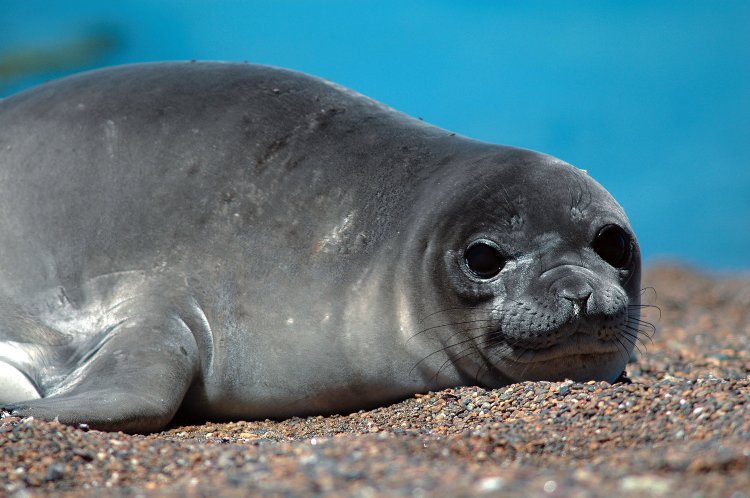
2,263,749,497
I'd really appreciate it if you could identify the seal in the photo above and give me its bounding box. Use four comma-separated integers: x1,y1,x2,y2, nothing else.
0,62,644,433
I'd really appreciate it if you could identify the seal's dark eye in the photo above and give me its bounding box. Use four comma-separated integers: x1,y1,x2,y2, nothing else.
592,224,632,268
464,241,506,279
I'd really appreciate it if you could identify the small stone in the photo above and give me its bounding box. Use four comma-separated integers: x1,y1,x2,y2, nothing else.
45,463,65,482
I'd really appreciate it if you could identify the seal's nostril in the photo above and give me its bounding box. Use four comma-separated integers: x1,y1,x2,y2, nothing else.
558,286,593,305
559,288,592,319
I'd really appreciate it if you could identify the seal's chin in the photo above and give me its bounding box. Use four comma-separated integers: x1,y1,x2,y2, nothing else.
509,333,622,363
491,335,629,383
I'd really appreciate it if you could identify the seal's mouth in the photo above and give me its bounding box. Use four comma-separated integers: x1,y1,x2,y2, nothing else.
506,333,622,364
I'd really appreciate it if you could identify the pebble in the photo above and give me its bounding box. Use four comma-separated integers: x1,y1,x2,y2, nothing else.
1,264,749,496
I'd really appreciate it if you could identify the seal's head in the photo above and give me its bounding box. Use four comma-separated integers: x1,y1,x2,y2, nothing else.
409,147,642,386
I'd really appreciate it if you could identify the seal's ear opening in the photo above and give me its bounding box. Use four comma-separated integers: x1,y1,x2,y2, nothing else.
592,224,633,269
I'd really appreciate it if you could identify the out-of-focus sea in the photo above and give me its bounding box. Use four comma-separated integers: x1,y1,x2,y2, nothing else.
1,1,747,270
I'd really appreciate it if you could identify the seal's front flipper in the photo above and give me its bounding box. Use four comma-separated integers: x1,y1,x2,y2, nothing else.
4,316,200,433
0,361,41,403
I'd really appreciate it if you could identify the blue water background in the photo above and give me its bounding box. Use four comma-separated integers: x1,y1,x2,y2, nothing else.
2,1,748,270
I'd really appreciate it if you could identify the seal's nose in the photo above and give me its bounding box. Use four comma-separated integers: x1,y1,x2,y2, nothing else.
558,283,593,319
558,283,593,307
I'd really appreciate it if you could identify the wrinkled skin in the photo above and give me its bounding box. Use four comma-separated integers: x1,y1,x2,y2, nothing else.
0,62,641,433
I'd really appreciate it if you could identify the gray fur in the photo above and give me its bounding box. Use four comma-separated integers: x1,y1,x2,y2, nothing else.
0,63,641,432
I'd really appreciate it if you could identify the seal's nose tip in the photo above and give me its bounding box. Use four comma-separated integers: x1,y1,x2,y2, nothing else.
558,284,593,305
558,285,593,318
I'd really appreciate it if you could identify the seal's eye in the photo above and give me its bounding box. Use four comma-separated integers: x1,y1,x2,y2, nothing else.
592,224,632,268
464,241,506,279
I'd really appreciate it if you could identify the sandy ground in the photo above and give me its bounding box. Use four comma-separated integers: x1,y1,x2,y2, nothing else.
2,263,749,497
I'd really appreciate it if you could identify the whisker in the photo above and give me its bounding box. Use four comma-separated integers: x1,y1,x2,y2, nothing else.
617,331,644,356
639,287,658,300
626,325,655,339
447,332,505,365
621,326,651,353
620,325,648,343
628,303,662,321
409,319,497,340
411,328,500,379
625,315,657,330
413,292,657,386
434,323,504,350
613,334,633,364
435,331,511,383
622,323,655,340
628,316,657,332
433,342,479,382
417,307,499,323
478,338,527,385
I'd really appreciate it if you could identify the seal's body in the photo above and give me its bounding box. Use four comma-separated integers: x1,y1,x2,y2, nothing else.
0,63,641,432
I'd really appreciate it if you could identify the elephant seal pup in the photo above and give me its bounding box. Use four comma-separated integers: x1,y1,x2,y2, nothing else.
0,62,642,433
